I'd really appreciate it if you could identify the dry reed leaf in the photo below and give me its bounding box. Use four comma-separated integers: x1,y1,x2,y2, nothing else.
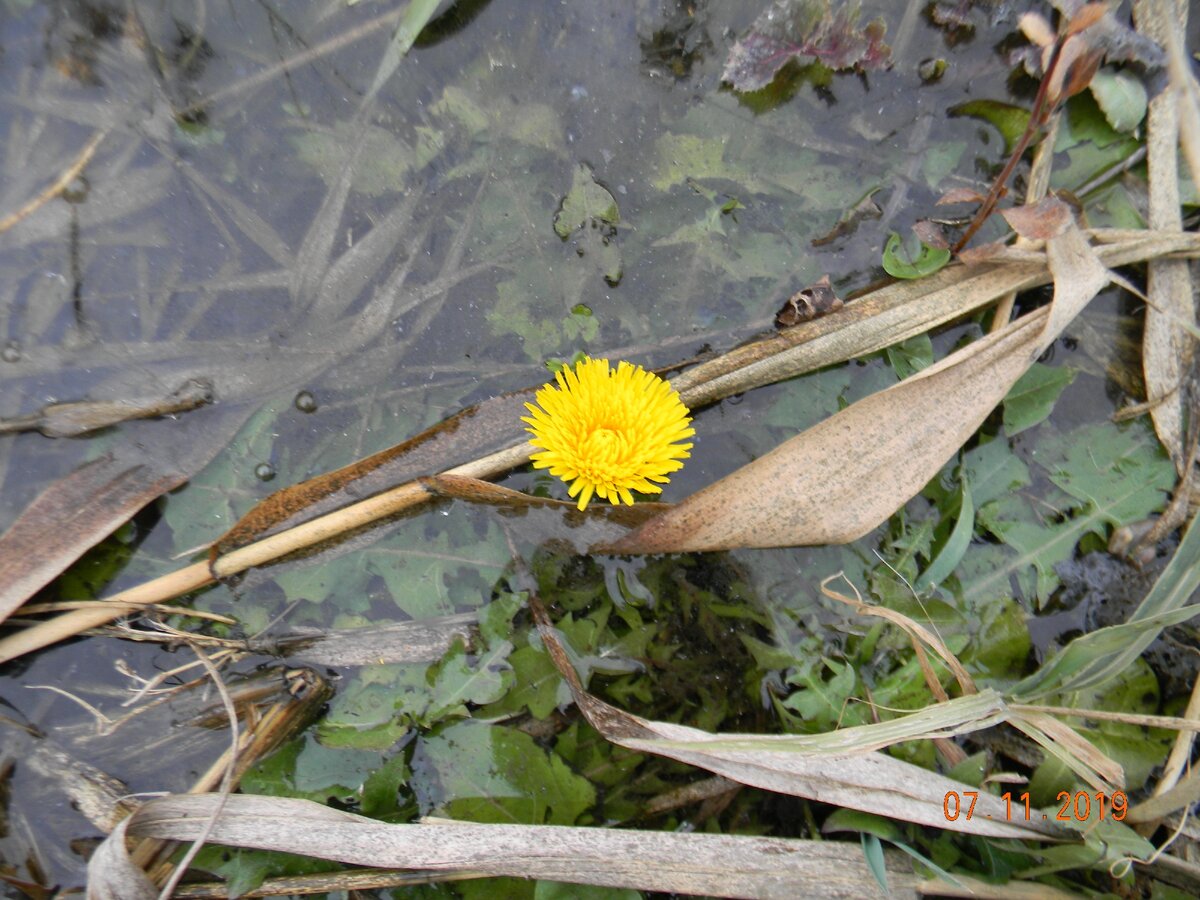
608,214,1114,553
0,454,190,624
819,573,976,695
214,390,533,556
10,232,1198,663
1006,710,1125,792
673,229,1198,412
817,575,1129,791
1134,0,1196,473
89,793,922,900
268,614,478,665
527,595,1066,841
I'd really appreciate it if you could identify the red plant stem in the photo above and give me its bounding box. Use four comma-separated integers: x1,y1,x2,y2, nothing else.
951,39,1066,254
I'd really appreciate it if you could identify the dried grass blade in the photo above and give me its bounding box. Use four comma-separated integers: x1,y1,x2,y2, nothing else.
610,217,1115,553
1133,0,1196,472
1006,710,1124,792
90,793,923,900
820,573,976,695
527,595,1065,840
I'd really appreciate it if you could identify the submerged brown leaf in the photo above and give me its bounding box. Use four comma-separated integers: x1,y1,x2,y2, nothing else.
0,378,212,438
721,0,890,93
0,457,179,623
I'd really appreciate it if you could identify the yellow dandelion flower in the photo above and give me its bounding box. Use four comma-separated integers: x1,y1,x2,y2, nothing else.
522,357,695,511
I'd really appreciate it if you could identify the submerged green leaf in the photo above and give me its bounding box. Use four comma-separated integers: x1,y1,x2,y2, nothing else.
951,100,1031,155
1002,363,1077,436
914,478,973,593
554,164,619,237
966,421,1174,606
414,720,596,825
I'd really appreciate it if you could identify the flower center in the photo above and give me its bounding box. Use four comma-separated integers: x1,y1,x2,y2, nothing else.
582,426,626,470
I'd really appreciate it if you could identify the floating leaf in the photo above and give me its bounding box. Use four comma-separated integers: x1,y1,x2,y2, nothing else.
881,231,951,279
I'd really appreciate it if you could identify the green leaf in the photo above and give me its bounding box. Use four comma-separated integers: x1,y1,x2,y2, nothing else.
881,231,950,279
479,592,526,648
292,122,439,196
293,736,383,794
915,478,973,593
945,752,987,788
480,644,571,719
535,882,641,900
651,133,729,190
366,0,443,99
360,751,411,819
316,666,418,750
781,657,857,728
966,422,1173,607
415,720,596,825
424,638,514,723
187,846,331,899
1088,67,1148,134
951,100,1031,155
1012,510,1200,699
554,163,619,237
822,809,903,842
1051,92,1142,191
1002,363,1076,436
885,333,934,380
861,833,889,894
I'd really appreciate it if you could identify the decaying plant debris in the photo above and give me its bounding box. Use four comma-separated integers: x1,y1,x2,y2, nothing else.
1,0,1199,897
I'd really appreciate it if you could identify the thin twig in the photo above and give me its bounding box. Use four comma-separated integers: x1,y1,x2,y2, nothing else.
0,130,107,234
952,39,1065,254
154,644,240,899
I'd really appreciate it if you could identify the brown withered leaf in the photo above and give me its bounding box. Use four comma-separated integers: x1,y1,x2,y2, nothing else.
935,186,986,206
911,219,950,249
0,404,253,624
606,218,1112,553
1134,0,1194,472
956,239,1010,264
421,474,672,554
1017,2,1164,90
721,0,891,93
1000,195,1074,240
